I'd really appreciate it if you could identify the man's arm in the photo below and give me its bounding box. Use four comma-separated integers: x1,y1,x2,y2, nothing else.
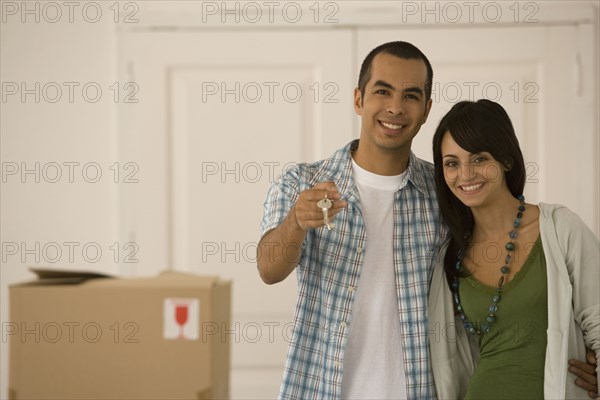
257,181,347,284
257,210,306,284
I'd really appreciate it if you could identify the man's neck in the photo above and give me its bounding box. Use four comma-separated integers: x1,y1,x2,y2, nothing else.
352,143,411,176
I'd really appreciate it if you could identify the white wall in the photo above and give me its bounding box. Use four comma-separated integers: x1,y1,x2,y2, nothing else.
1,3,118,396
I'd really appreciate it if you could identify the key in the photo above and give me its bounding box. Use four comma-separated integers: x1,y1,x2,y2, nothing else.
317,196,333,230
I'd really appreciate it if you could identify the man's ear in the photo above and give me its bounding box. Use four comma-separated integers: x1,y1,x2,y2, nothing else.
422,97,433,123
353,87,363,115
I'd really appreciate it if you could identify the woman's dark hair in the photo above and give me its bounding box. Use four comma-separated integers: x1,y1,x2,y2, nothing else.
432,99,526,278
358,41,433,101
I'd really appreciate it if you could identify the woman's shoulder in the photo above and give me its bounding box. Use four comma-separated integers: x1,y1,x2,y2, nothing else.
537,202,583,227
537,202,599,243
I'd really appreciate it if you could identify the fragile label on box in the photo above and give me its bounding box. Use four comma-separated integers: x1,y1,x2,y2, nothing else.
163,298,199,340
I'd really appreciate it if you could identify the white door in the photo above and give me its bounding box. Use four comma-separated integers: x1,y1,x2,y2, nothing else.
119,30,355,398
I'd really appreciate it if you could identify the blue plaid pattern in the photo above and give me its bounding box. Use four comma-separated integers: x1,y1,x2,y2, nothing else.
260,140,446,400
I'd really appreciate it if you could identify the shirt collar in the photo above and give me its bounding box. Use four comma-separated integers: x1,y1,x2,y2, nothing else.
314,139,433,202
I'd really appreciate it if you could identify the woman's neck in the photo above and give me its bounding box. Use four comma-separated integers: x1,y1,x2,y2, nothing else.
470,193,522,241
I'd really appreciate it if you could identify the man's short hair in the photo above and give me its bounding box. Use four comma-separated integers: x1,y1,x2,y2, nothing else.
358,41,433,101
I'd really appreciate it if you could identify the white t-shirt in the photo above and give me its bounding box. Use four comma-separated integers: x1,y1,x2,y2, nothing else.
340,158,408,399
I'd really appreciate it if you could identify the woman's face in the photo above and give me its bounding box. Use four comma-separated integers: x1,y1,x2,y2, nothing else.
440,131,509,209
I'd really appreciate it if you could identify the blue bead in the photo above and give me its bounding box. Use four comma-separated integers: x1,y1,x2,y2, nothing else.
501,266,509,274
492,295,501,303
519,205,526,212
505,254,511,264
509,230,518,239
517,212,523,218
468,327,476,335
460,313,467,321
489,304,498,313
518,195,525,201
486,315,496,323
505,242,515,251
514,219,521,228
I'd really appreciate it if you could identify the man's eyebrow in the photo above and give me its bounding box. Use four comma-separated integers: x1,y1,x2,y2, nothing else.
404,86,424,95
372,80,395,90
372,80,424,95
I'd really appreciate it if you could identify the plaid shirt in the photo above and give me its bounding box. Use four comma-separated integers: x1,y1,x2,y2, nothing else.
260,140,446,400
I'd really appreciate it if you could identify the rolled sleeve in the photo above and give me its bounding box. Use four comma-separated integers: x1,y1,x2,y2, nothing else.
260,167,301,237
558,208,600,360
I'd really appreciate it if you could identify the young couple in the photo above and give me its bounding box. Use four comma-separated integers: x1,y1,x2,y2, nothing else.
258,41,599,399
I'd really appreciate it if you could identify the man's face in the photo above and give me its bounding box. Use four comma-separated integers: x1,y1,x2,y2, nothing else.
354,53,432,156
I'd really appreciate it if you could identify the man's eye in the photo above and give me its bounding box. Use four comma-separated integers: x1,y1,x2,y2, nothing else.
375,89,388,95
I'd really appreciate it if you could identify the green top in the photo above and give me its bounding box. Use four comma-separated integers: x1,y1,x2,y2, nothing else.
460,235,548,400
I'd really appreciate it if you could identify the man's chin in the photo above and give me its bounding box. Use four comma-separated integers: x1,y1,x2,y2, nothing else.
375,137,411,152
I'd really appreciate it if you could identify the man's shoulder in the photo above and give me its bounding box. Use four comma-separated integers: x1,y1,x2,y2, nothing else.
406,153,436,196
278,140,354,183
279,158,330,184
410,153,435,173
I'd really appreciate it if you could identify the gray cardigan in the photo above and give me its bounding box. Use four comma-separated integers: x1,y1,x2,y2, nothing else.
428,203,600,399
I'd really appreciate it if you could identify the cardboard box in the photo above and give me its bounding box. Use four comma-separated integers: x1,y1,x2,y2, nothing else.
8,269,231,399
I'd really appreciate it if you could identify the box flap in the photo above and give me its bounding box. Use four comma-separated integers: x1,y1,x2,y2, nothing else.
11,268,225,288
9,268,114,287
31,268,113,280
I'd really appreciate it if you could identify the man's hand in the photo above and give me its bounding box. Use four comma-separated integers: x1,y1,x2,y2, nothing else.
257,181,348,284
292,181,348,231
569,349,598,399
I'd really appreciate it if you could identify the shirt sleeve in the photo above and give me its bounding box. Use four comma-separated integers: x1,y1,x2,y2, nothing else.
556,207,600,365
259,166,301,238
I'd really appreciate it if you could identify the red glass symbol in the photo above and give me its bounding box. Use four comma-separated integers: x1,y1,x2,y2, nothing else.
175,304,189,339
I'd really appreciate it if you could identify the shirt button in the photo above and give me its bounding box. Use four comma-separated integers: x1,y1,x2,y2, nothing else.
334,361,341,367
357,246,363,253
348,286,355,293
340,321,347,328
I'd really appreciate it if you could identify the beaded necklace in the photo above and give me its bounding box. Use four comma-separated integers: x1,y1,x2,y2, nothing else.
452,195,526,336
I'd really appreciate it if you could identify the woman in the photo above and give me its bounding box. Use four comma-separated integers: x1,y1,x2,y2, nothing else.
428,99,599,399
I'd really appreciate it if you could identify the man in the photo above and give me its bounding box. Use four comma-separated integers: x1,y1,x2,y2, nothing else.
258,41,598,399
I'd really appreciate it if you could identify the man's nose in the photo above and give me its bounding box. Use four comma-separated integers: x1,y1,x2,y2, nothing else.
386,96,404,115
